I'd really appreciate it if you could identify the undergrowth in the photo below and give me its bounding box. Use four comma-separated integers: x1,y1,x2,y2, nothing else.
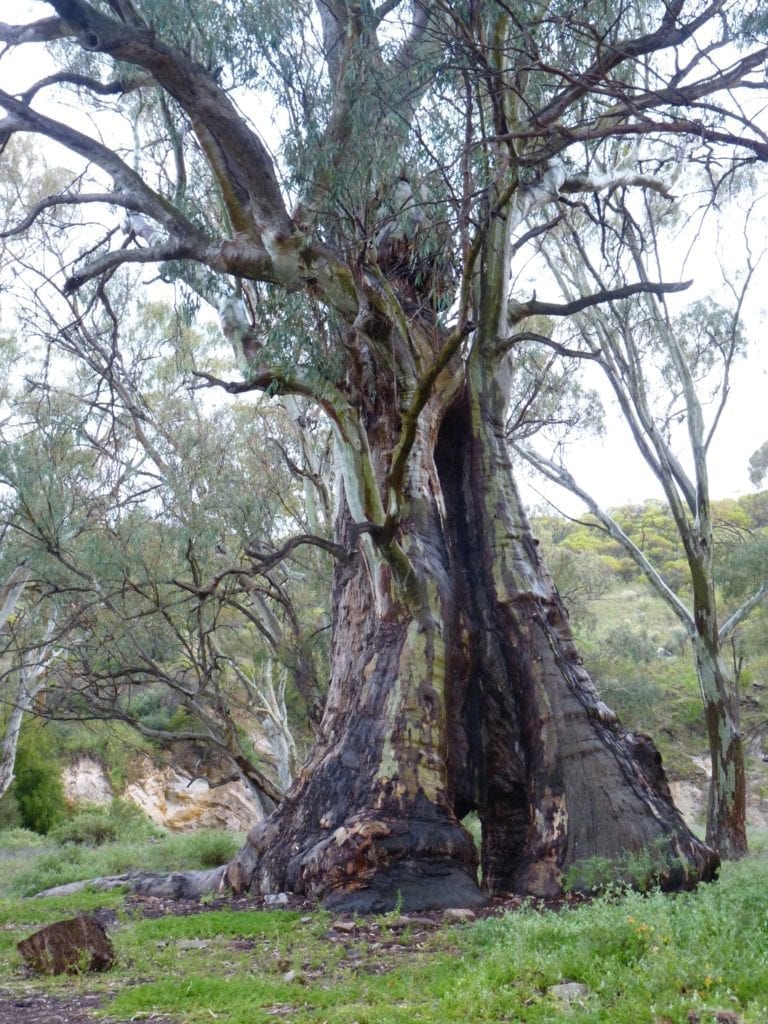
0,827,243,898
1,836,766,1024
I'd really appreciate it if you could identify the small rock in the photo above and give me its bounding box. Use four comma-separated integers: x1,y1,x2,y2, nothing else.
548,982,588,1003
714,1012,742,1024
331,919,357,933
264,892,290,906
17,915,115,975
443,908,475,923
177,939,208,950
300,915,313,924
283,969,305,984
387,915,437,930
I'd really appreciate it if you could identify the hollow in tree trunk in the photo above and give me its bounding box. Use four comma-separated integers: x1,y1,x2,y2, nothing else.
225,364,718,911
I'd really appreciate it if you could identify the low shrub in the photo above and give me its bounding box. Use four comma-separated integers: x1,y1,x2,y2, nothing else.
562,838,684,895
49,799,162,846
0,826,47,849
0,788,23,830
175,829,243,868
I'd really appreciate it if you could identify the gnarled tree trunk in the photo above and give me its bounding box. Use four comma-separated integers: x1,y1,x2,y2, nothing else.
225,352,718,911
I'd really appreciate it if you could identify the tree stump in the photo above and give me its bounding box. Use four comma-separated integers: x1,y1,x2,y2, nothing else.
17,915,115,975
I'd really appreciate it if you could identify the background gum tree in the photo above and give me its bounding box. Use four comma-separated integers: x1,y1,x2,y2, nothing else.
0,276,332,808
513,183,767,859
3,0,767,909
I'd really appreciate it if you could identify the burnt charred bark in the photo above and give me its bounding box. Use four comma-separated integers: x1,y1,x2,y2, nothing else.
436,382,718,898
226,480,483,912
225,371,718,911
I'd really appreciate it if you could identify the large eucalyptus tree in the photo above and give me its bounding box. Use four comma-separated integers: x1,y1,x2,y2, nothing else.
2,0,764,909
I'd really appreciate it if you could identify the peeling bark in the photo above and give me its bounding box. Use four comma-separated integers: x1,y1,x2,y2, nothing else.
225,357,718,911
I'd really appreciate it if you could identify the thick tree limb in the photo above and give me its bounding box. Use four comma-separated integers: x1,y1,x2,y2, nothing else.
20,70,153,104
47,0,292,240
246,535,350,574
719,583,768,642
0,18,69,47
506,279,691,324
0,191,144,239
500,331,602,361
0,93,202,242
63,241,200,294
536,0,726,127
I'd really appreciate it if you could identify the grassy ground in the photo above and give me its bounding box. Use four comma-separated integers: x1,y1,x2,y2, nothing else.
1,830,766,1024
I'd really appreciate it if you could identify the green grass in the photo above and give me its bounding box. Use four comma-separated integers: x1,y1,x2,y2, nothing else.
1,836,766,1024
0,827,244,898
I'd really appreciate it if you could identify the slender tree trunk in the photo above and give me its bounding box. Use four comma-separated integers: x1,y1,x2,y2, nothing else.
692,635,747,858
688,532,747,857
0,649,53,800
225,359,718,910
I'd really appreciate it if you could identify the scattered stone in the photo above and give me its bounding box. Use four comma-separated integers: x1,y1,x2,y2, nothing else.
548,982,588,1004
443,908,475,923
264,892,290,906
300,915,314,924
17,915,115,975
176,939,208,950
227,939,254,951
282,969,305,984
386,915,438,930
331,919,357,933
714,1012,742,1024
687,1013,700,1024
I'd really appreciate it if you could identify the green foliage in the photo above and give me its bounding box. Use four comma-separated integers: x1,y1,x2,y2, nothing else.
0,826,46,849
718,532,768,601
562,839,683,895
0,827,244,899
0,788,23,830
179,829,244,868
599,622,658,664
13,725,67,835
536,492,768,607
48,799,160,847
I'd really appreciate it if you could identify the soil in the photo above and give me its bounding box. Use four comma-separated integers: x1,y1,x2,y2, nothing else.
0,889,586,1024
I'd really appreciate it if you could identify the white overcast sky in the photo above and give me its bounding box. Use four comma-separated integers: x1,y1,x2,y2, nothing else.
3,1,768,515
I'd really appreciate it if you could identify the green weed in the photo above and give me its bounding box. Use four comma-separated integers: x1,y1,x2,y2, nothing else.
562,837,684,894
1,837,766,1024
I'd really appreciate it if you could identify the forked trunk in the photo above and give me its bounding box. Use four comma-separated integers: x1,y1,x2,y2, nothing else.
225,368,718,910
